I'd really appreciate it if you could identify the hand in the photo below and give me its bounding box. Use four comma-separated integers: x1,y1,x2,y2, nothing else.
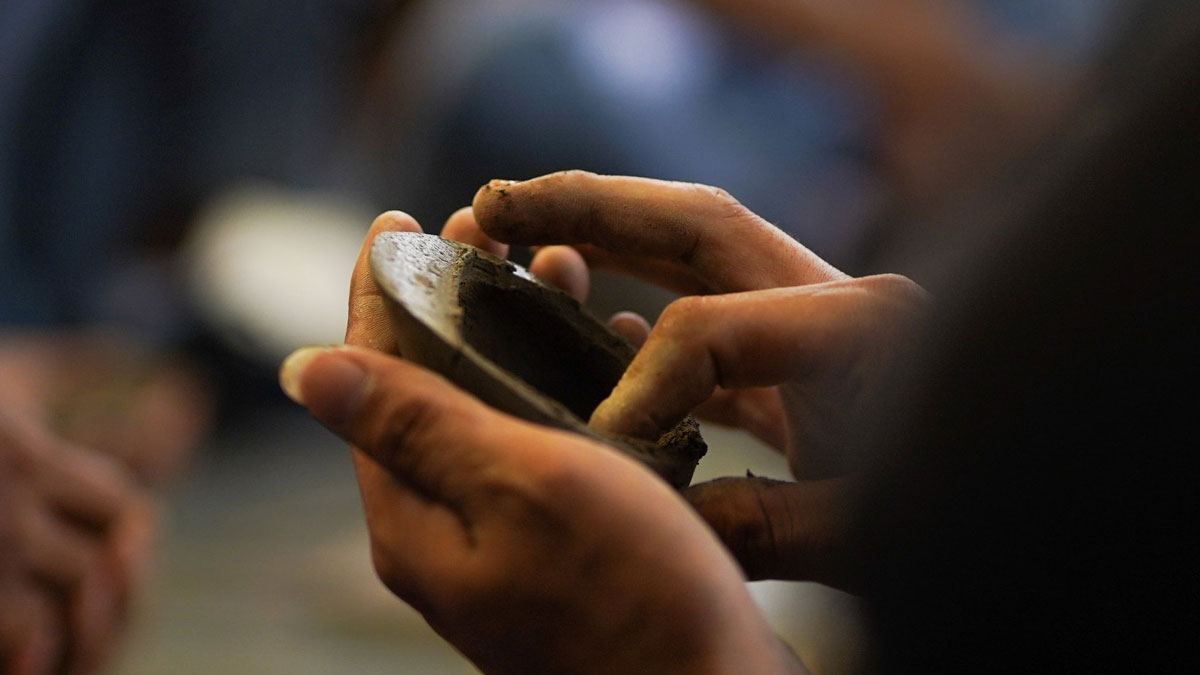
469,171,928,587
688,0,1073,205
0,331,212,487
281,210,806,674
0,407,155,675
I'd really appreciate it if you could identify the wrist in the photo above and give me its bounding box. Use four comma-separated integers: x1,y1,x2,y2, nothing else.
658,585,810,675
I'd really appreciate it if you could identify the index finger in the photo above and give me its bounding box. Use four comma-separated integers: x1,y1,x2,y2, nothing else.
472,171,846,293
346,211,423,351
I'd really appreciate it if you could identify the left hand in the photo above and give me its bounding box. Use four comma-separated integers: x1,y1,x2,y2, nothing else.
280,211,806,675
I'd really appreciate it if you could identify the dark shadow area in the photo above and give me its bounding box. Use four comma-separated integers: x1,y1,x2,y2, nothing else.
457,270,627,422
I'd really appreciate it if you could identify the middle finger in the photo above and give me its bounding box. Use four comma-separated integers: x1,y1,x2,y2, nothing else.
472,171,847,293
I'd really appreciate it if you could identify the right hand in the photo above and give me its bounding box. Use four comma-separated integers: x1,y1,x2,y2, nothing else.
0,406,154,675
471,171,929,587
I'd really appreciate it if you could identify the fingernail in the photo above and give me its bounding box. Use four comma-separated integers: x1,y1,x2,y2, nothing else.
279,346,324,403
279,346,370,427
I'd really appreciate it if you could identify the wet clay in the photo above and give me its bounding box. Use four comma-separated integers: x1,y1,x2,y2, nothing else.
369,232,706,488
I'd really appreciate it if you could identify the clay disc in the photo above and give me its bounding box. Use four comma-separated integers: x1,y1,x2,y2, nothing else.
369,232,706,488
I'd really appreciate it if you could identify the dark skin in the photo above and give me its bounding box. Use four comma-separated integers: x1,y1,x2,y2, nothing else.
468,172,927,586
0,405,154,675
685,0,1072,207
282,203,803,675
282,171,927,672
0,332,207,674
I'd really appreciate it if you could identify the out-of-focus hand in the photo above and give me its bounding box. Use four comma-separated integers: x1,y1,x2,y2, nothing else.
0,331,212,487
0,407,155,675
281,211,806,674
468,171,928,586
0,329,205,673
689,0,1073,205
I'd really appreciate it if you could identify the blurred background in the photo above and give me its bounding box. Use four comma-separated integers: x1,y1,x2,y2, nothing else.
1,0,1125,672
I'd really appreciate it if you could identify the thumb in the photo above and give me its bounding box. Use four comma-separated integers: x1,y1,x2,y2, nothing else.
684,476,856,591
278,345,500,497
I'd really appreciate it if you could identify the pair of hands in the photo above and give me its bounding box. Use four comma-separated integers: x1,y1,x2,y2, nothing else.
0,333,210,674
281,171,926,673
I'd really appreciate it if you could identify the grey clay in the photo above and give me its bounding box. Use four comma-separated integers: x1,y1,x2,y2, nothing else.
369,232,706,488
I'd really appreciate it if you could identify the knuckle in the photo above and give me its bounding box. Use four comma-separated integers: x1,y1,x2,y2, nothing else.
733,484,785,579
465,440,582,536
866,273,929,303
466,457,566,523
689,480,774,571
695,183,753,221
653,297,720,364
656,295,710,334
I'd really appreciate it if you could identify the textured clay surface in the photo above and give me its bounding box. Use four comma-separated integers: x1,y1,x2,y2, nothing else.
369,232,706,488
